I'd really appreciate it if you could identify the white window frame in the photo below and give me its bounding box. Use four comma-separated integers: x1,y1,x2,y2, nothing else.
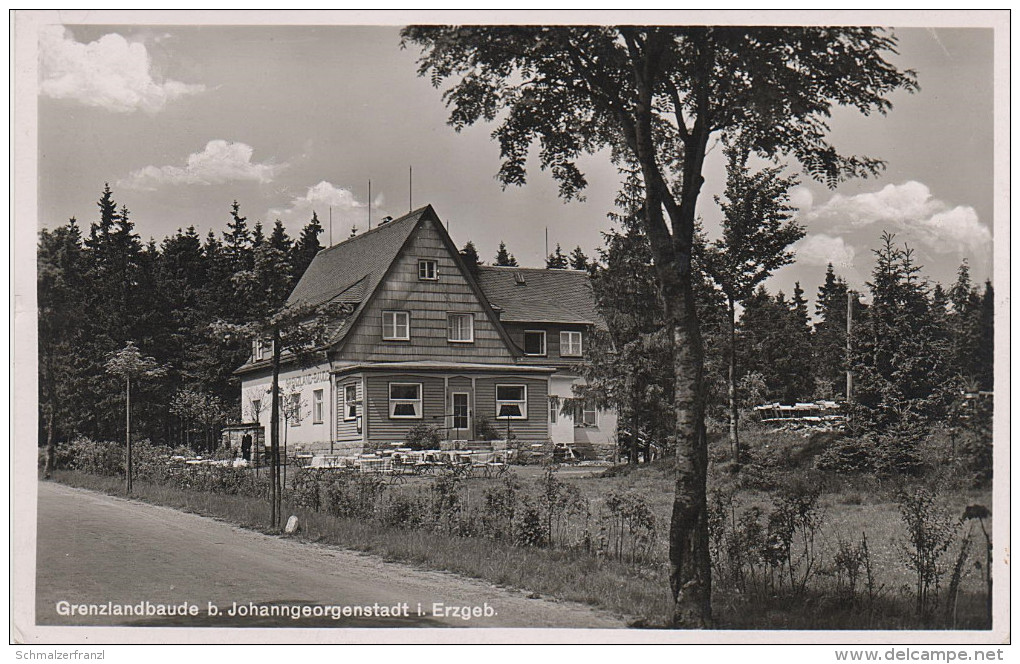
524,330,547,356
575,402,598,428
418,259,438,281
344,383,358,422
312,389,324,424
382,310,410,340
549,396,558,424
251,399,261,423
253,340,263,361
389,382,423,419
495,384,528,420
560,330,583,357
447,313,474,343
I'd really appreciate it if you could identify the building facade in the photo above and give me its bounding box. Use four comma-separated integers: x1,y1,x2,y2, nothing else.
235,205,615,457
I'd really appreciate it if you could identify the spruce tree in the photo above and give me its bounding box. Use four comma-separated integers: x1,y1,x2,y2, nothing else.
812,264,849,398
569,246,589,271
546,243,568,269
292,211,324,278
494,241,518,267
459,240,481,274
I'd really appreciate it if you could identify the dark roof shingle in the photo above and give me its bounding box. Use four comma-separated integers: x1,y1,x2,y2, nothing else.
286,208,427,308
475,266,604,328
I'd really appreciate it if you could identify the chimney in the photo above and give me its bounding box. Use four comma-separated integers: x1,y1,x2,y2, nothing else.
379,215,394,225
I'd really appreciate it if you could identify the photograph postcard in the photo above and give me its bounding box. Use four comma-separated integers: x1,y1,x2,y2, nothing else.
10,9,1011,653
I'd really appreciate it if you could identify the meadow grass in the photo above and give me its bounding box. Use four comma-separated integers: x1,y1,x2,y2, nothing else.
47,426,993,631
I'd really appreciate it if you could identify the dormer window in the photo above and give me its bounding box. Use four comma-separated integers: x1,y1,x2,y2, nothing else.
560,331,583,357
524,330,546,356
418,259,438,280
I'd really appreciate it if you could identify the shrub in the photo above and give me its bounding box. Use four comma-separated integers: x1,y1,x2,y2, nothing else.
897,486,958,620
514,495,547,547
481,473,519,541
290,467,323,512
324,473,386,520
404,423,443,451
473,417,500,441
59,437,124,476
381,492,426,529
600,489,656,563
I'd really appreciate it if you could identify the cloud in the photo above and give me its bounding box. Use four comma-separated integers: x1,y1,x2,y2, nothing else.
795,233,857,269
120,140,281,189
268,181,377,229
39,26,204,113
803,181,990,254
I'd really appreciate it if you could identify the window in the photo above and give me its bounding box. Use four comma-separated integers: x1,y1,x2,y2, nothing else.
288,393,301,426
344,384,358,421
251,399,261,422
389,383,422,419
312,389,323,424
524,330,546,356
575,402,598,427
495,385,528,420
560,330,583,357
549,396,558,424
418,259,438,280
254,339,271,361
447,313,474,343
382,311,410,340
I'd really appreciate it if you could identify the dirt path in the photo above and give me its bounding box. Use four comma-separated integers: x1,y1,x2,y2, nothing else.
35,481,625,628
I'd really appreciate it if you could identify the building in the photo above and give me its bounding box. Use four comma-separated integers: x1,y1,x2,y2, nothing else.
234,205,616,457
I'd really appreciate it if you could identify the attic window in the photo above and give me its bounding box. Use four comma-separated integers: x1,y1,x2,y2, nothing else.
418,259,438,280
514,271,526,285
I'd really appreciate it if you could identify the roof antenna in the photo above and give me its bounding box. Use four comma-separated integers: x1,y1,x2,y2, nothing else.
368,179,372,230
409,165,413,212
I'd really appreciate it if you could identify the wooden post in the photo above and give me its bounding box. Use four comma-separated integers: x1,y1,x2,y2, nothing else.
846,291,854,402
126,374,132,494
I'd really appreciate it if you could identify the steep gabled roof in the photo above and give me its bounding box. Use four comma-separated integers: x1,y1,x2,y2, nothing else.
287,207,427,308
475,266,605,328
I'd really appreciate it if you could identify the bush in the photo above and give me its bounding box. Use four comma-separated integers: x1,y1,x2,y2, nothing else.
473,417,500,441
404,423,443,451
58,437,124,476
324,473,386,520
897,486,958,620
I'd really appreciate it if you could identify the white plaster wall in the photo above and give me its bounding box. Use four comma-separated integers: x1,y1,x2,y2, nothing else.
240,362,333,453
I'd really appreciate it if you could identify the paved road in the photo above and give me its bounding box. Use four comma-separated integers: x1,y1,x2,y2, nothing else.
35,482,625,628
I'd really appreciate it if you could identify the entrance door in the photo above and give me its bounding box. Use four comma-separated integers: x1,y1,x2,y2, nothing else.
451,392,471,439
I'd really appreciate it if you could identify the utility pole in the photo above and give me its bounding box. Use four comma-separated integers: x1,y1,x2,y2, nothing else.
409,166,413,212
328,206,332,246
368,179,372,229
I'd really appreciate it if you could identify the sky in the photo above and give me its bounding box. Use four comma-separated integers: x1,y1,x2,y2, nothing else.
34,21,996,306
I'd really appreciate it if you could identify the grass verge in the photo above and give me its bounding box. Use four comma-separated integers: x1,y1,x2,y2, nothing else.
47,470,666,624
